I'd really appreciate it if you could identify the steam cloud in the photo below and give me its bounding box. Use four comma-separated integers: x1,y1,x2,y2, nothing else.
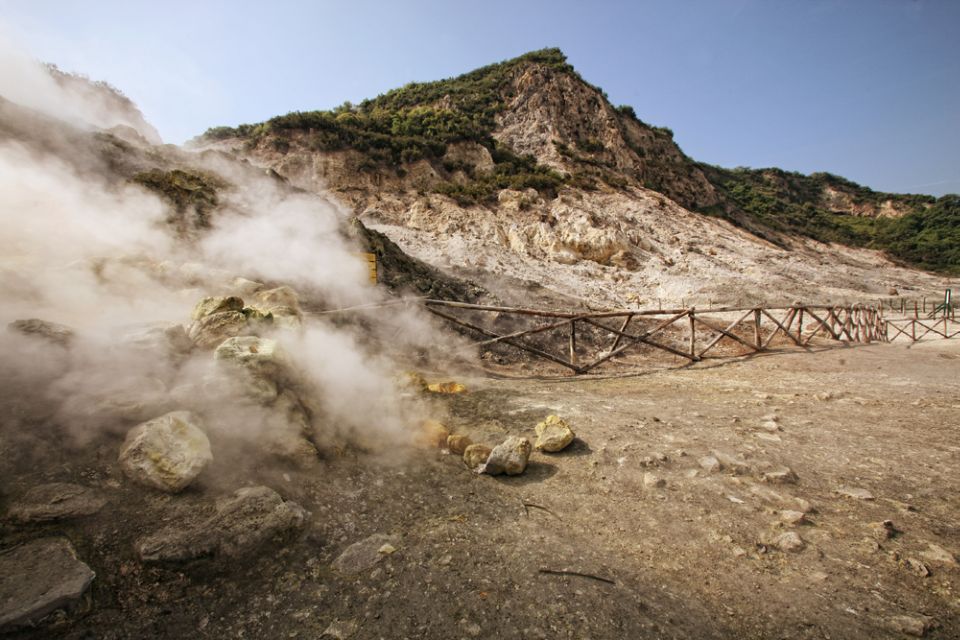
0,43,450,473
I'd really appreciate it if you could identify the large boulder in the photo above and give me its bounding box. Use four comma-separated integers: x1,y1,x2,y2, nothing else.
252,286,302,330
6,483,106,523
191,296,244,321
0,538,95,631
135,486,307,561
214,336,295,403
118,411,212,493
534,415,575,452
480,436,532,476
188,311,249,349
121,323,193,358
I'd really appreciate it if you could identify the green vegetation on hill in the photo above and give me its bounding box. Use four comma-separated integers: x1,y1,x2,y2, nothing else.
202,48,575,203
699,165,958,274
201,47,958,275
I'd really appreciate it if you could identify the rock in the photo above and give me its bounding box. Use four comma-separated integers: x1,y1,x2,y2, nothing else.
888,614,934,637
322,619,359,639
762,467,798,485
643,472,666,489
836,486,875,500
480,436,531,476
904,558,930,577
6,483,106,523
418,420,450,448
919,543,957,567
188,311,249,349
463,444,492,470
698,455,721,473
331,533,400,575
0,538,95,630
397,371,429,392
121,323,193,357
191,296,244,321
758,420,780,433
446,434,472,455
255,286,301,314
7,318,75,347
710,450,751,475
755,433,781,443
426,381,467,394
870,520,898,541
136,486,306,561
232,277,264,296
774,531,805,552
118,411,212,493
534,415,575,452
779,510,807,526
214,336,296,403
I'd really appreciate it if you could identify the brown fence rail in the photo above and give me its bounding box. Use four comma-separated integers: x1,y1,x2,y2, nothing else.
312,298,959,375
420,300,959,374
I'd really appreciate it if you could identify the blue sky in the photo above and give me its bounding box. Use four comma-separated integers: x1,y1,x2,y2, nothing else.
1,0,957,195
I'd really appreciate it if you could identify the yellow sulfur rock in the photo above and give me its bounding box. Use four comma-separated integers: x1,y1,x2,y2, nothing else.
534,415,575,452
427,381,467,394
446,434,472,455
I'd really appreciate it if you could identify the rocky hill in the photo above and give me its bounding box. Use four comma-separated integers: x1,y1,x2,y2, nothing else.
195,49,958,306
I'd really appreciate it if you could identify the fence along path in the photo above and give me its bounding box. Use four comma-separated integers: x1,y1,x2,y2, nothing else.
421,300,960,375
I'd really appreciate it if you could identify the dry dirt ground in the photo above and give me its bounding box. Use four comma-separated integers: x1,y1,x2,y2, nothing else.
3,338,959,639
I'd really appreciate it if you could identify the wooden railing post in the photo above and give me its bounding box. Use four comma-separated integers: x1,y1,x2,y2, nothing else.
688,307,696,358
754,308,762,349
569,319,577,366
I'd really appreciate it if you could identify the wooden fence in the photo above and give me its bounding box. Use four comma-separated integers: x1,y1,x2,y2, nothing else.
421,300,959,375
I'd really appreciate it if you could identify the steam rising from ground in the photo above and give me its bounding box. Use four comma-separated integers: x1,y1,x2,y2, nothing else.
0,46,449,469
0,37,162,144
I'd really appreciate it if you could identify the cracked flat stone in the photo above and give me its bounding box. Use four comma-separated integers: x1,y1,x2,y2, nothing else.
0,538,95,631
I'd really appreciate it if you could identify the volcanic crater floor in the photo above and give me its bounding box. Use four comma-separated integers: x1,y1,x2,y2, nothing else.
3,339,960,639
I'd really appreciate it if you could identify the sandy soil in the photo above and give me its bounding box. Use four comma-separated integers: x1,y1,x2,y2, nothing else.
2,336,958,639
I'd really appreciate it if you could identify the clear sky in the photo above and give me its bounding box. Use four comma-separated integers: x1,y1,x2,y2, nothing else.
1,0,957,196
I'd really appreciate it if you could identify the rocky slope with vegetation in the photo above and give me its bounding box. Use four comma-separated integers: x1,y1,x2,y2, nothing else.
196,48,958,306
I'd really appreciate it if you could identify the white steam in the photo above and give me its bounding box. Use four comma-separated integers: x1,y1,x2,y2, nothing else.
0,43,452,467
0,36,162,143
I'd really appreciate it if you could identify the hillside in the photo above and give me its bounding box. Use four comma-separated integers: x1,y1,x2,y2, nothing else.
196,49,958,304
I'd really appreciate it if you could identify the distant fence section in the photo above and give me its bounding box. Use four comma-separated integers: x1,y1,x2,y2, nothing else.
421,300,960,375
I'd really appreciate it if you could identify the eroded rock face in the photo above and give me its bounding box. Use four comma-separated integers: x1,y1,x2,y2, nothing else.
135,486,306,562
118,411,212,493
188,311,249,349
214,336,295,404
534,414,575,452
6,483,106,523
191,296,244,321
0,538,95,631
480,436,532,476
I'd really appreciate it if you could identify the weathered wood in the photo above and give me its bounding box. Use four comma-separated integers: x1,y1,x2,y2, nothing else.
425,307,581,372
569,320,577,366
470,316,589,348
609,313,634,352
761,308,801,348
689,308,697,358
579,311,696,370
803,308,839,341
754,309,762,349
695,311,761,354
